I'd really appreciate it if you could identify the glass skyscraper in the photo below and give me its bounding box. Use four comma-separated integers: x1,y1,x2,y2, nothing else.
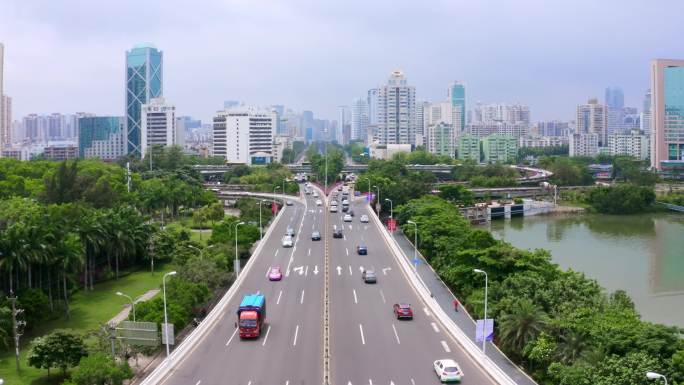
651,59,684,171
448,81,466,134
78,116,125,160
126,43,163,156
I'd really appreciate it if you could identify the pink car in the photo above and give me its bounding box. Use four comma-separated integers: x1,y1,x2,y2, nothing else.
268,267,283,281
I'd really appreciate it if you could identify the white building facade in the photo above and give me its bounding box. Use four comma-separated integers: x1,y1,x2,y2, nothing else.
140,97,176,158
376,70,417,146
569,133,599,157
213,106,276,165
576,98,608,146
608,131,650,160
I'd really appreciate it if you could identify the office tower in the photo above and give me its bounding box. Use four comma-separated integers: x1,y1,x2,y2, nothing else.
367,89,379,125
569,133,599,157
23,114,48,142
473,103,530,126
605,86,625,135
302,110,314,142
140,97,176,158
78,116,125,160
376,70,416,145
125,43,163,157
47,113,66,140
425,122,454,157
0,42,11,147
482,135,518,163
351,98,369,142
576,98,608,146
270,105,285,134
415,100,428,145
213,106,276,164
337,105,350,144
651,59,684,170
641,89,652,135
448,81,466,134
537,120,570,137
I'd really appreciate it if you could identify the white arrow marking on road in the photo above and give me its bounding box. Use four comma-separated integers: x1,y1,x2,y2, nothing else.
293,266,304,275
349,265,353,275
390,382,396,385
337,266,342,275
382,267,391,275
314,265,319,275
359,266,365,273
441,340,451,352
369,380,372,385
411,380,416,385
353,289,358,304
195,380,201,385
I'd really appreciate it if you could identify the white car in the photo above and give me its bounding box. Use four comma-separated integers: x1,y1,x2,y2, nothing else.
313,191,319,198
343,214,352,222
330,205,338,213
281,236,293,248
316,199,323,206
360,215,369,223
433,359,463,383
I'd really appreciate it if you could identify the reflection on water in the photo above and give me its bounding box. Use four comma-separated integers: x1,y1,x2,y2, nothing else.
487,213,684,328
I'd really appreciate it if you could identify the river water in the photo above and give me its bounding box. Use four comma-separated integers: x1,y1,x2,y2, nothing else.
486,213,684,328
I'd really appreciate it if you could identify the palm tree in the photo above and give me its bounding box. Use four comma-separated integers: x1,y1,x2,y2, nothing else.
78,210,106,290
498,298,548,355
57,233,83,319
1,223,32,293
557,329,589,364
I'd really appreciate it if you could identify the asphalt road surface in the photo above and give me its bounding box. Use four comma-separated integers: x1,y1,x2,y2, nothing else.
157,184,498,385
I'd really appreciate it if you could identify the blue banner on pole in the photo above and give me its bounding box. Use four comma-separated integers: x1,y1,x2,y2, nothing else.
412,258,421,266
475,319,494,343
366,192,376,202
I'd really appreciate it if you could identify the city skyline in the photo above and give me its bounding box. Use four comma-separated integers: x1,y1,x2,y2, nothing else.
1,1,684,123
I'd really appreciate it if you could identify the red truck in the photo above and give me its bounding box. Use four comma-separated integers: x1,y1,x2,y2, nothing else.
237,294,266,338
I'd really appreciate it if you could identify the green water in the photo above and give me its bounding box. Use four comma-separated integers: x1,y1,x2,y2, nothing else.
487,213,684,328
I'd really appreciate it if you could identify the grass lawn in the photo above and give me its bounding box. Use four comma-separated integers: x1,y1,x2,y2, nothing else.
0,265,172,385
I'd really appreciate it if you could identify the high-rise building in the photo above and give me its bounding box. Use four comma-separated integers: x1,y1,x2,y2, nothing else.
569,133,599,157
537,120,570,137
415,100,427,146
605,86,625,135
425,122,454,157
376,70,417,146
472,103,530,126
458,135,480,161
351,98,369,142
367,89,379,125
125,43,163,157
576,98,608,146
337,105,350,144
466,122,528,139
519,136,569,148
213,106,276,164
140,97,176,158
482,135,517,163
641,89,652,135
448,81,466,134
78,116,125,160
0,42,11,147
608,131,650,160
651,59,684,170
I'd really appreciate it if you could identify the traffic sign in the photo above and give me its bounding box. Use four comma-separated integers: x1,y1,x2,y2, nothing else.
116,321,159,346
475,319,494,343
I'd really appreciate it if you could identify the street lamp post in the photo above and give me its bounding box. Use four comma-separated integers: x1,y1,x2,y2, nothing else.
646,372,668,385
162,271,177,356
187,244,214,260
367,178,371,201
385,198,393,219
407,221,419,271
257,200,265,240
116,291,136,322
234,221,245,277
474,268,488,355
373,185,380,214
273,185,280,210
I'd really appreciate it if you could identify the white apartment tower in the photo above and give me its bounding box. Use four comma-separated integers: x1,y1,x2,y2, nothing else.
576,98,608,146
569,133,599,157
140,97,176,158
213,106,276,165
376,70,417,146
351,97,369,142
0,42,12,148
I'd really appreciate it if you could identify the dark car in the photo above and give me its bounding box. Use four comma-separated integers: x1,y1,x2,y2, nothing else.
311,231,321,241
333,228,343,238
393,303,413,319
357,245,367,255
348,209,354,217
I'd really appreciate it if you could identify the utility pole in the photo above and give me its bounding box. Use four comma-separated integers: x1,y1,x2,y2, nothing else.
126,162,131,193
7,292,24,372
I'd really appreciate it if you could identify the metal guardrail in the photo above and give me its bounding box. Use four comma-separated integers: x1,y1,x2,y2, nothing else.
656,201,684,212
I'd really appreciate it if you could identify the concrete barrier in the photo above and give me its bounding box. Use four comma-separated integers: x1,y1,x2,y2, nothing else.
139,193,294,385
368,207,518,385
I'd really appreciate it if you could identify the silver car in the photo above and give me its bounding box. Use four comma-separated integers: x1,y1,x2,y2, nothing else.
362,269,377,283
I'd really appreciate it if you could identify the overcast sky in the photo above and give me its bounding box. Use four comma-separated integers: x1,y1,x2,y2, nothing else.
1,0,683,123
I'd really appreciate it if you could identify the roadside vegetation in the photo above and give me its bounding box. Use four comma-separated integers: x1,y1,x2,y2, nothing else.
397,195,684,385
222,162,299,194
0,146,270,384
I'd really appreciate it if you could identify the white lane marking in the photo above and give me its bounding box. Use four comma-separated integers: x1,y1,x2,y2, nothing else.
359,324,366,345
262,325,272,346
277,290,283,305
337,266,342,275
266,266,271,277
275,249,279,256
441,340,451,353
195,381,201,385
431,322,440,333
300,289,305,304
285,381,289,385
411,380,416,385
226,328,238,346
392,324,401,344
369,380,373,385
379,290,386,303
348,265,353,275
308,248,311,256
346,248,349,256
305,265,309,276
312,223,315,230
293,325,300,346
349,225,353,230
358,265,364,273
353,289,358,304
248,382,252,385
314,265,319,275
423,307,431,316
344,235,347,240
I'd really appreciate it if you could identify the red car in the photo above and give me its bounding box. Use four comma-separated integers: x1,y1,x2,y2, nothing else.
393,303,413,319
268,267,283,281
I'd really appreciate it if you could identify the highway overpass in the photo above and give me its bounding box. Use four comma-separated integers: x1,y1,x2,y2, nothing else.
140,185,514,384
